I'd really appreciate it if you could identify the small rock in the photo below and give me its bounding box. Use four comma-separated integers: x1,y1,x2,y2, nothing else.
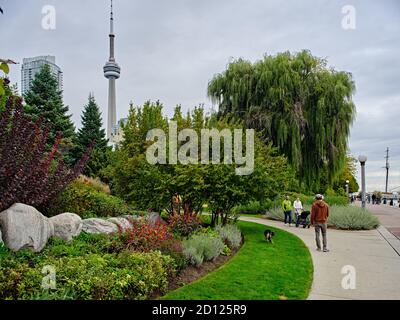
108,217,132,232
50,213,82,242
0,203,54,252
82,218,119,234
146,212,167,227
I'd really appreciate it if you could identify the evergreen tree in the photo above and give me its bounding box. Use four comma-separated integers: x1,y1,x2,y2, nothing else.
75,94,110,178
24,64,76,153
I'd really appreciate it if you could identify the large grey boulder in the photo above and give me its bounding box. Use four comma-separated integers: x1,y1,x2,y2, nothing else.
146,212,167,227
108,217,132,232
82,218,118,234
50,213,82,242
123,215,143,222
0,203,54,252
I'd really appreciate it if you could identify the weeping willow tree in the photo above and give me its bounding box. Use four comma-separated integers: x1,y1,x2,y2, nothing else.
208,50,356,190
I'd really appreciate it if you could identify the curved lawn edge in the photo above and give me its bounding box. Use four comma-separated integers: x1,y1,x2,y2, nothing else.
161,221,313,300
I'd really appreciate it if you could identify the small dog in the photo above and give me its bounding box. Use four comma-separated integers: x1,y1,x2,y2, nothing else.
264,229,275,243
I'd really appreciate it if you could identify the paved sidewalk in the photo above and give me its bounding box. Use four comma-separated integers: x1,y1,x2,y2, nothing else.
240,216,400,300
364,203,400,240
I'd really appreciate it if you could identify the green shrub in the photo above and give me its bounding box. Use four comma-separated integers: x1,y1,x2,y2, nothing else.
0,243,10,261
0,250,175,300
182,233,225,267
30,288,76,300
44,180,130,218
42,232,117,258
233,201,269,215
222,245,231,256
283,192,348,206
129,210,148,217
163,250,188,272
327,206,379,230
216,224,242,249
157,239,188,272
195,226,219,237
266,205,379,230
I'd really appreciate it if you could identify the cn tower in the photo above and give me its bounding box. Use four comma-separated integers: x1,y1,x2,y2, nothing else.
104,0,121,141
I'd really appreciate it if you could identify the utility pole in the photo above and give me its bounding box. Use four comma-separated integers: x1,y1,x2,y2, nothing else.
384,147,389,193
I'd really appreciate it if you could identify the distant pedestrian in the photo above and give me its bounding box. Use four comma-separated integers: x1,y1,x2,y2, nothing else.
282,196,293,226
311,194,330,252
293,197,303,225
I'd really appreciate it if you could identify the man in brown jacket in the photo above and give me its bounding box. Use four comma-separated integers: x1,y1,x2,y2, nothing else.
311,194,329,252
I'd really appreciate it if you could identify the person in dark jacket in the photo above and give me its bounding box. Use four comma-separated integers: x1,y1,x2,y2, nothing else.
311,194,330,252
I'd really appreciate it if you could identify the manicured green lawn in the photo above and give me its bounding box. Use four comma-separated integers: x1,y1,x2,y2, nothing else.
162,221,313,300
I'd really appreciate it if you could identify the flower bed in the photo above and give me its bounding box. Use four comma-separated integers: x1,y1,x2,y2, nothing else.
0,214,243,300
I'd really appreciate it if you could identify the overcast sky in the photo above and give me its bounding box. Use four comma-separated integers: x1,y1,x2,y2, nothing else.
1,0,399,192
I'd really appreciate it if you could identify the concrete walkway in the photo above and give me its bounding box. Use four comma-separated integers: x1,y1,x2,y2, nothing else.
355,202,400,255
240,216,400,300
364,203,400,240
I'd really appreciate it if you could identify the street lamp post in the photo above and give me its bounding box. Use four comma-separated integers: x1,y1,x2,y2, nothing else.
345,179,350,198
358,155,367,209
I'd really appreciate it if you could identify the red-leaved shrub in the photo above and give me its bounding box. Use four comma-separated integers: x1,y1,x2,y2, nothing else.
168,214,202,237
0,96,92,212
122,220,173,252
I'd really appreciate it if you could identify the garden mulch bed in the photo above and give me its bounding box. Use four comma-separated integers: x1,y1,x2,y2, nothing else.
151,245,241,300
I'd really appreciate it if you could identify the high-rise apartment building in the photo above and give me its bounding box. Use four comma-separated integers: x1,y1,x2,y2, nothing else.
21,55,63,95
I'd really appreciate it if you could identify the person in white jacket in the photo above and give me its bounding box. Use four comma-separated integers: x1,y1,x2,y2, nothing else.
293,198,303,225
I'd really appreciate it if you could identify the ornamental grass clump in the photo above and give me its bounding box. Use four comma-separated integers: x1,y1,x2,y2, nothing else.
266,205,379,230
327,206,379,230
216,224,242,249
182,246,203,267
182,233,225,267
265,207,286,221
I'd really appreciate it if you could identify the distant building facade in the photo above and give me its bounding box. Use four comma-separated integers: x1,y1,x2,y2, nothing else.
21,56,63,95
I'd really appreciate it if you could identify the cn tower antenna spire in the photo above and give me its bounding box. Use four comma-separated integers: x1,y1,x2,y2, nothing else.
110,0,114,34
